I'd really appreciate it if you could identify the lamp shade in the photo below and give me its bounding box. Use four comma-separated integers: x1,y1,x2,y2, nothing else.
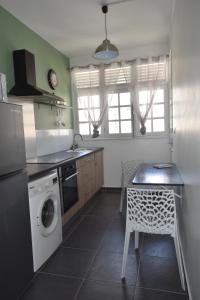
94,39,119,60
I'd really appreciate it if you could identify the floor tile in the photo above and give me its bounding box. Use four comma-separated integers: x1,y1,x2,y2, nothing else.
63,215,111,250
74,215,111,232
62,214,84,241
134,287,188,300
41,247,94,279
21,273,82,300
63,215,109,250
87,251,139,285
63,229,105,250
137,256,184,293
76,280,134,300
107,215,126,233
89,192,120,217
80,195,99,215
100,228,137,254
100,216,143,254
141,234,176,259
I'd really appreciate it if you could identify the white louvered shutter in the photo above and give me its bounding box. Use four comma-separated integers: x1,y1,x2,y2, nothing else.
137,62,167,83
74,68,99,89
105,65,131,86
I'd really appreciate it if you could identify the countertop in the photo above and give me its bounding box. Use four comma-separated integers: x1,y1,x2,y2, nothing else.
26,147,103,181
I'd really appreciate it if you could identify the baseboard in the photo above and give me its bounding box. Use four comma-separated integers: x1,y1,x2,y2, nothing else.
101,187,121,192
179,236,193,300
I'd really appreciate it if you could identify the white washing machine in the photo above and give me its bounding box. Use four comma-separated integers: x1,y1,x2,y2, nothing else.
28,170,62,272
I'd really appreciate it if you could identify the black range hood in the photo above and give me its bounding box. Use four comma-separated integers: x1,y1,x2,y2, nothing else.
9,49,68,108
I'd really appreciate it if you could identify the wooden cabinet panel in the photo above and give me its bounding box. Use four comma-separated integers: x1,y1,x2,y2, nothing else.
77,153,95,206
77,150,104,207
77,165,86,208
77,153,94,168
94,150,104,192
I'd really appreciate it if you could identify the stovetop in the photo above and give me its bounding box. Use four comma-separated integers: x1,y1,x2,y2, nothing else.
27,151,74,164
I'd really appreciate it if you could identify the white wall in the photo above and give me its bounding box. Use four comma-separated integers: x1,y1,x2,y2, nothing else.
36,129,73,156
82,137,171,187
171,1,200,299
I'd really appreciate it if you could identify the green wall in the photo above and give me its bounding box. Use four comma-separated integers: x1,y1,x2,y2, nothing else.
0,6,73,129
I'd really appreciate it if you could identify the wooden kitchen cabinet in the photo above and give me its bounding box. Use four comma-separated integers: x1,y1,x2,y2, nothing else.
94,150,104,192
77,150,104,208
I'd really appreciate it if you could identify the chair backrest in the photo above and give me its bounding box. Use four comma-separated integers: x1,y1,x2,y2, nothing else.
127,188,176,236
121,160,143,186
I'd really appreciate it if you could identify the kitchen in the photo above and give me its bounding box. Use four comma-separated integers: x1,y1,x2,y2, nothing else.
0,0,199,300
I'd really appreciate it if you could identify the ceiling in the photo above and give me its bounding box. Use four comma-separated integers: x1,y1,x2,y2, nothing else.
0,0,173,58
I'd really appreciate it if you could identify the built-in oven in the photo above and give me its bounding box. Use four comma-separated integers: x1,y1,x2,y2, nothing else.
58,160,79,215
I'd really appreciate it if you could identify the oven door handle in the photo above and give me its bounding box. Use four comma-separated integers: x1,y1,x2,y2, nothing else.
64,171,79,182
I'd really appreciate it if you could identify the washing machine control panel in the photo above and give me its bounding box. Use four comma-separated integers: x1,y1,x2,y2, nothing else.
28,171,58,197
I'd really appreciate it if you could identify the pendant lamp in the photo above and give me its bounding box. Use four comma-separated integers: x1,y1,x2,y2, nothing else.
94,5,119,60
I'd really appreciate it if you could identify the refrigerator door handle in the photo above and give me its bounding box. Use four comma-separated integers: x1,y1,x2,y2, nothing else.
36,216,40,227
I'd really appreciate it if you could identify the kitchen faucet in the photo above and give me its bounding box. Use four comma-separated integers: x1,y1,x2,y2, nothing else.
71,133,83,151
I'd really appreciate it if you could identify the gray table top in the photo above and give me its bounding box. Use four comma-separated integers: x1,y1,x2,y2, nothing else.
132,163,184,186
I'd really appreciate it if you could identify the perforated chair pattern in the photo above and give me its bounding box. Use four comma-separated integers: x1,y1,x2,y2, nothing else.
119,160,143,212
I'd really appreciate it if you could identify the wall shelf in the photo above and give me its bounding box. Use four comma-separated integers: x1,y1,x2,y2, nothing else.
34,99,72,109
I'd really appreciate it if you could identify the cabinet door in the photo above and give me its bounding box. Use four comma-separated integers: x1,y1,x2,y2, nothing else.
77,151,103,207
77,153,95,206
77,164,86,208
86,158,95,199
94,150,104,191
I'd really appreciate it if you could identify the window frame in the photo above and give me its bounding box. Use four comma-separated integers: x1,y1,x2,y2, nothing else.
73,63,169,139
103,86,133,138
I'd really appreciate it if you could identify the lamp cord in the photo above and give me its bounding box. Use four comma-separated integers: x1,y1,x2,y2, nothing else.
105,13,108,40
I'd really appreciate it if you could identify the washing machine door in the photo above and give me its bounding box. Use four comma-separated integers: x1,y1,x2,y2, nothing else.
38,195,59,237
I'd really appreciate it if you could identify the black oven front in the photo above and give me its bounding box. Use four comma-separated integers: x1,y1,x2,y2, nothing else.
59,160,79,215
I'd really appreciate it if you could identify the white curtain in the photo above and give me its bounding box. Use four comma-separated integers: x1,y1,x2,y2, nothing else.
122,55,168,135
71,65,102,137
72,64,123,138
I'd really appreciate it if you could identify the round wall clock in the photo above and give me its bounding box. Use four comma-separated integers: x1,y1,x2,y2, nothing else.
48,69,59,90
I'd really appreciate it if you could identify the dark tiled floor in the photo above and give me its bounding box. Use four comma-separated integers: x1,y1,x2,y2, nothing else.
21,190,188,300
21,273,82,300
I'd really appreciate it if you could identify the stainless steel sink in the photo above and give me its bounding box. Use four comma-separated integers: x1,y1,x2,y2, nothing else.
66,148,92,153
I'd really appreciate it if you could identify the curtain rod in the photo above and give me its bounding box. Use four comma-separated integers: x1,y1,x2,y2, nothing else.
70,54,169,70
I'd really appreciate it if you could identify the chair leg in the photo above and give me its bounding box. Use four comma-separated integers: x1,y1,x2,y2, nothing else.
174,233,186,291
121,230,131,279
119,187,125,213
135,231,139,249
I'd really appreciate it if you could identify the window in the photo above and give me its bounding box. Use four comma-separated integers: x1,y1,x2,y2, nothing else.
73,57,169,138
138,88,166,134
78,94,101,135
107,92,132,134
74,67,101,136
105,65,132,135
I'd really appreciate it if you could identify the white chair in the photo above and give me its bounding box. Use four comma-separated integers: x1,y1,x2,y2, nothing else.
119,160,143,213
121,188,185,291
